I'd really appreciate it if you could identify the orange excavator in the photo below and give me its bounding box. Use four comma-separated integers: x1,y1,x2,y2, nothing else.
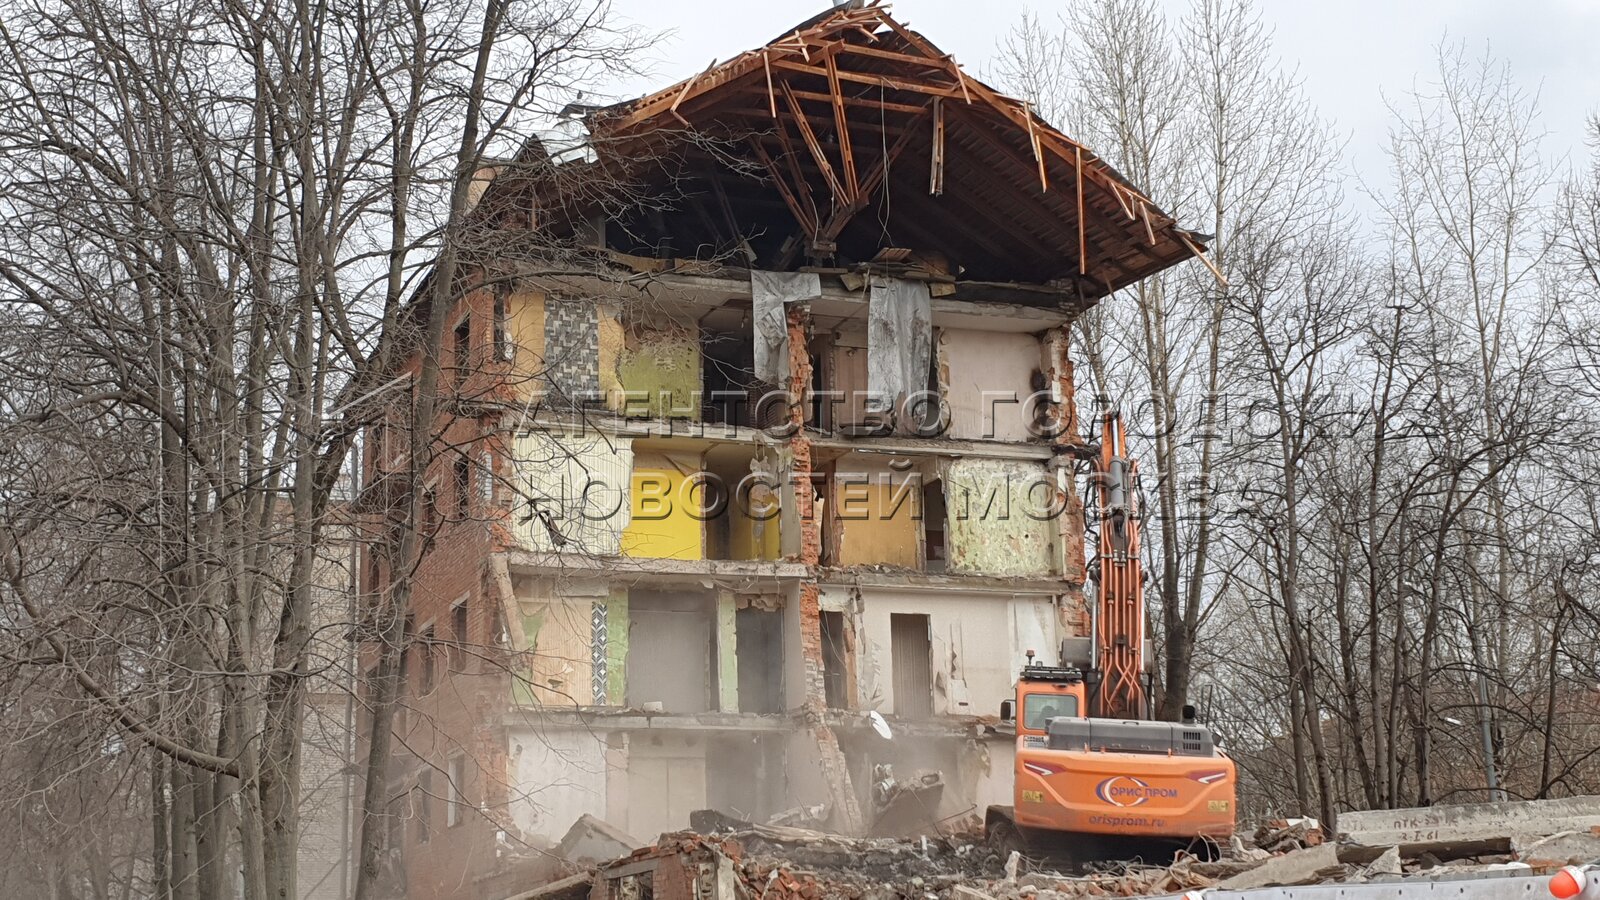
985,412,1237,866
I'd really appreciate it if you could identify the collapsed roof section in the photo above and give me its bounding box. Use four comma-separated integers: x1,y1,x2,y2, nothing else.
513,1,1216,299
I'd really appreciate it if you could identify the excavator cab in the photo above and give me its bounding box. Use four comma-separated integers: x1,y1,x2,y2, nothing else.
1000,651,1088,738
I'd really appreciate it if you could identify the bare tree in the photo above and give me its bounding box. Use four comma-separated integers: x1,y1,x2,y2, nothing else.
996,0,1345,726
998,0,1600,822
0,0,643,897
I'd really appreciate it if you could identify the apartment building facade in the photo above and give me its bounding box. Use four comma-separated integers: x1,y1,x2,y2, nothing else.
359,5,1211,899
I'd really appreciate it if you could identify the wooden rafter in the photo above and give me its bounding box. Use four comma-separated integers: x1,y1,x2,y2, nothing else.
819,103,923,243
763,50,776,117
596,2,894,129
928,96,944,196
769,58,965,99
953,75,1167,212
604,4,1164,225
1177,231,1228,288
951,61,972,104
707,171,744,248
745,88,931,252
861,114,920,199
780,80,848,202
767,87,927,115
722,105,916,138
864,9,1174,229
684,184,728,247
900,178,1049,263
1108,181,1136,220
869,10,946,61
963,150,1131,282
1075,146,1086,274
824,53,859,202
669,59,718,126
769,121,819,227
830,42,951,69
1025,102,1048,192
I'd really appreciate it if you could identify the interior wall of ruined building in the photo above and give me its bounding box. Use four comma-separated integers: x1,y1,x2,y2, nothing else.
815,586,1061,718
500,574,792,842
505,723,795,845
484,274,1091,843
939,329,1043,442
821,452,1059,577
501,559,802,844
835,729,1019,824
508,574,794,712
812,582,1065,825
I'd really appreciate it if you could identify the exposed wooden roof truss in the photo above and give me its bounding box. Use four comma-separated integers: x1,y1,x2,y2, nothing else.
585,1,1217,296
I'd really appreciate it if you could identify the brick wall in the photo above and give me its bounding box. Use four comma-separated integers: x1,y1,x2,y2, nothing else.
783,304,864,834
1044,326,1088,621
359,286,520,900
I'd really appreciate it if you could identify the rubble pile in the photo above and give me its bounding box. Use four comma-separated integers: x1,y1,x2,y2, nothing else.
587,826,1238,900
501,795,1600,900
1249,817,1324,854
983,856,1251,899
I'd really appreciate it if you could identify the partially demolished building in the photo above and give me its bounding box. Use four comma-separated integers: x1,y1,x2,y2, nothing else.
362,4,1214,899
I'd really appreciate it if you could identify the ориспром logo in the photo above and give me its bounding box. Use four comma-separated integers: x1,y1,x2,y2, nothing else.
1095,776,1179,807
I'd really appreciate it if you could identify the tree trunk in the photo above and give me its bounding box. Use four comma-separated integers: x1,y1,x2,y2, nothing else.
152,755,171,900
1332,548,1378,808
169,762,198,900
1288,673,1310,814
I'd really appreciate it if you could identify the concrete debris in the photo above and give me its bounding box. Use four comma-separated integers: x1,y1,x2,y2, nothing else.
1338,794,1600,856
500,871,594,900
1227,837,1270,862
1364,846,1403,878
557,814,643,864
1516,829,1600,867
507,820,1249,900
1217,843,1339,891
1001,859,1227,898
769,804,831,830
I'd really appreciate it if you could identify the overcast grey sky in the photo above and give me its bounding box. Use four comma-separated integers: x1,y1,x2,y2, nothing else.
602,0,1600,218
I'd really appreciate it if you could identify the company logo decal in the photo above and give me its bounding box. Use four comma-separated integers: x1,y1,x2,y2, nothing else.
1187,769,1229,785
1095,776,1180,807
1022,761,1062,778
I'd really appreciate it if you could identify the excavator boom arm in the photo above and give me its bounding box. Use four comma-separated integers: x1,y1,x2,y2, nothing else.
1094,412,1145,719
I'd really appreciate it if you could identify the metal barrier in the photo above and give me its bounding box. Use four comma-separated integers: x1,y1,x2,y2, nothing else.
1153,868,1552,899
